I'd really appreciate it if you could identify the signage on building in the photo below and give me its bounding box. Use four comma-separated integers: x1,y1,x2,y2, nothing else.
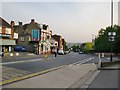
32,30,40,41
14,33,18,39
5,28,11,34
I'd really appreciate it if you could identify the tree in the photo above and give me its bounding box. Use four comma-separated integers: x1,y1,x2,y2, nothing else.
81,42,93,53
71,45,80,52
94,25,120,53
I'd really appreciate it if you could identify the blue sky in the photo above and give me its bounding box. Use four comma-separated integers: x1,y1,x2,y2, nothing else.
1,0,119,43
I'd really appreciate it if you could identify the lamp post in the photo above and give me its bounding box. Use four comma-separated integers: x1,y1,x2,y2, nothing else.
108,32,116,62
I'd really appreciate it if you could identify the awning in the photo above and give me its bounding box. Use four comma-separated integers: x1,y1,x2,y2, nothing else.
0,39,16,45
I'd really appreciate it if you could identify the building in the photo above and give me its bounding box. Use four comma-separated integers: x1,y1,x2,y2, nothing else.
0,17,18,54
52,34,63,52
118,1,120,25
40,24,52,54
51,38,58,53
13,19,52,54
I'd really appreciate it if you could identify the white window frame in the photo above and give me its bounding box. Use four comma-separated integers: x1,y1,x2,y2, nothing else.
20,37,25,41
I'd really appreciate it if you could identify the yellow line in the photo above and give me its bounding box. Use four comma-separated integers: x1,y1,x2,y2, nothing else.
0,65,64,86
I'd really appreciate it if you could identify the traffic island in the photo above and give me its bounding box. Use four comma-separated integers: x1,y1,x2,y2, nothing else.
99,61,120,70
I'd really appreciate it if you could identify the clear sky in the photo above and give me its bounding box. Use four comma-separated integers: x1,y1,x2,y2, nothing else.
1,0,119,43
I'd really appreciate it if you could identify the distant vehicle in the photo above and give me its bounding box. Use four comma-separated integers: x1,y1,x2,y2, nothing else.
58,50,64,55
79,51,83,54
14,46,26,52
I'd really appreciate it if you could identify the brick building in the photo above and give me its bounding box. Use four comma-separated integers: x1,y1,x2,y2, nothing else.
0,17,18,55
13,19,52,54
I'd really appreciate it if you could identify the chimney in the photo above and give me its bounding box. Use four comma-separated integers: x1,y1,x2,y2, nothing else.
31,19,35,23
11,21,15,26
19,22,23,26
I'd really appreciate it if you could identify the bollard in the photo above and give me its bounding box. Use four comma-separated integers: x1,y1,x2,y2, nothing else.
44,53,48,58
16,53,19,56
98,53,101,68
10,53,13,56
102,53,104,58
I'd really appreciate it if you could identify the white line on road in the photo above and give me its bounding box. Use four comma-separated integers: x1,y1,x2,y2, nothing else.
69,57,94,66
0,58,43,65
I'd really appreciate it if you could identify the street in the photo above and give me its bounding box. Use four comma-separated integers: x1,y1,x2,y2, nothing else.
2,52,96,73
1,52,119,89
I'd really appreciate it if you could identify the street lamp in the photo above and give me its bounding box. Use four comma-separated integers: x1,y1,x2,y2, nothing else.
108,32,116,62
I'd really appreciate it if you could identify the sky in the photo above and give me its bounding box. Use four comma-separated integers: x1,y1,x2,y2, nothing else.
0,0,119,43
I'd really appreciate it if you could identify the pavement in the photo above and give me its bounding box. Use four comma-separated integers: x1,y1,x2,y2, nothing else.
3,63,98,88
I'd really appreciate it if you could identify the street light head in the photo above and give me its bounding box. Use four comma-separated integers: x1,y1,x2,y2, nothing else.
112,32,116,36
108,32,112,36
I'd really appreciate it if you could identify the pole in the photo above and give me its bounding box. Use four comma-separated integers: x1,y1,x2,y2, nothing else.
110,41,113,62
110,0,113,62
111,0,113,26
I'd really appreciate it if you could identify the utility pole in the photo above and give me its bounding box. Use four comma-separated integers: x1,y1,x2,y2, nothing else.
110,0,113,62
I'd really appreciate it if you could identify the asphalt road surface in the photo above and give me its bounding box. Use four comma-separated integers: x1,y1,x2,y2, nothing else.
2,52,98,73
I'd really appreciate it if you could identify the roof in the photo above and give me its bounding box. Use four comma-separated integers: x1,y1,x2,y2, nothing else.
0,17,12,28
19,33,31,36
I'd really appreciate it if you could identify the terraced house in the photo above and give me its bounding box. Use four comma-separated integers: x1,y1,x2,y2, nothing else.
0,17,18,56
13,19,52,54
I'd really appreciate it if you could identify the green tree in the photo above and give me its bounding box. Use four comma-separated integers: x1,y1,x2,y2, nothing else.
81,42,93,53
71,45,80,52
94,25,120,53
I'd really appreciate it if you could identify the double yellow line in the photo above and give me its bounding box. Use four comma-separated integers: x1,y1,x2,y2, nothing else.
0,65,64,86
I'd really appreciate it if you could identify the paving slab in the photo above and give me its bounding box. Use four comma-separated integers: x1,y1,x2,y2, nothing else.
3,63,97,88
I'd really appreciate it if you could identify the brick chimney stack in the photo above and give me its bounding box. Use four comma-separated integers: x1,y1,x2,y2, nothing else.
11,21,15,26
31,19,35,23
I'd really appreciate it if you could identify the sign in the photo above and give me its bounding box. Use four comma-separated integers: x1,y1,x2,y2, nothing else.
32,30,40,41
14,33,18,39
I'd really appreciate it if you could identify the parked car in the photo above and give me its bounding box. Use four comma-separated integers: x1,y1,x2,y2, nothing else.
14,46,26,52
79,51,83,54
58,50,64,55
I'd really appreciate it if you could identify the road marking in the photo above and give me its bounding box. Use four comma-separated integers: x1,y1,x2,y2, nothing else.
72,57,94,65
1,58,43,65
0,65,65,85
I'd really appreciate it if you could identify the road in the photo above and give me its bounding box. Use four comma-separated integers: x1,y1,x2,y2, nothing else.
1,52,119,88
2,52,97,73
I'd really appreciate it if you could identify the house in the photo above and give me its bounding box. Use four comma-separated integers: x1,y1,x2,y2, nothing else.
51,38,58,53
52,34,63,52
40,24,52,54
13,19,52,54
0,17,18,55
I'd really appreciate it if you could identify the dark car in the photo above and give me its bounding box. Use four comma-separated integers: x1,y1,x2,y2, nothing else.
14,46,26,52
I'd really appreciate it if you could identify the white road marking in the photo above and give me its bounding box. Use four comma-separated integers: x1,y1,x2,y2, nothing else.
72,57,94,65
1,58,43,65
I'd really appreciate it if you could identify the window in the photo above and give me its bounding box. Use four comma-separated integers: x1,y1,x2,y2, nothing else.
20,37,25,41
5,28,11,34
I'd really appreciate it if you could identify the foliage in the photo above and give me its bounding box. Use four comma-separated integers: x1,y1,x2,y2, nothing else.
81,42,93,53
71,45,80,52
94,25,120,52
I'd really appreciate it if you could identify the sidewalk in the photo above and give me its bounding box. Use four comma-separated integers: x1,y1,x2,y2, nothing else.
3,63,98,88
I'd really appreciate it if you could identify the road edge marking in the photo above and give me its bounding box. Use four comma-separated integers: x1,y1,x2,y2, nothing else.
0,65,64,86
